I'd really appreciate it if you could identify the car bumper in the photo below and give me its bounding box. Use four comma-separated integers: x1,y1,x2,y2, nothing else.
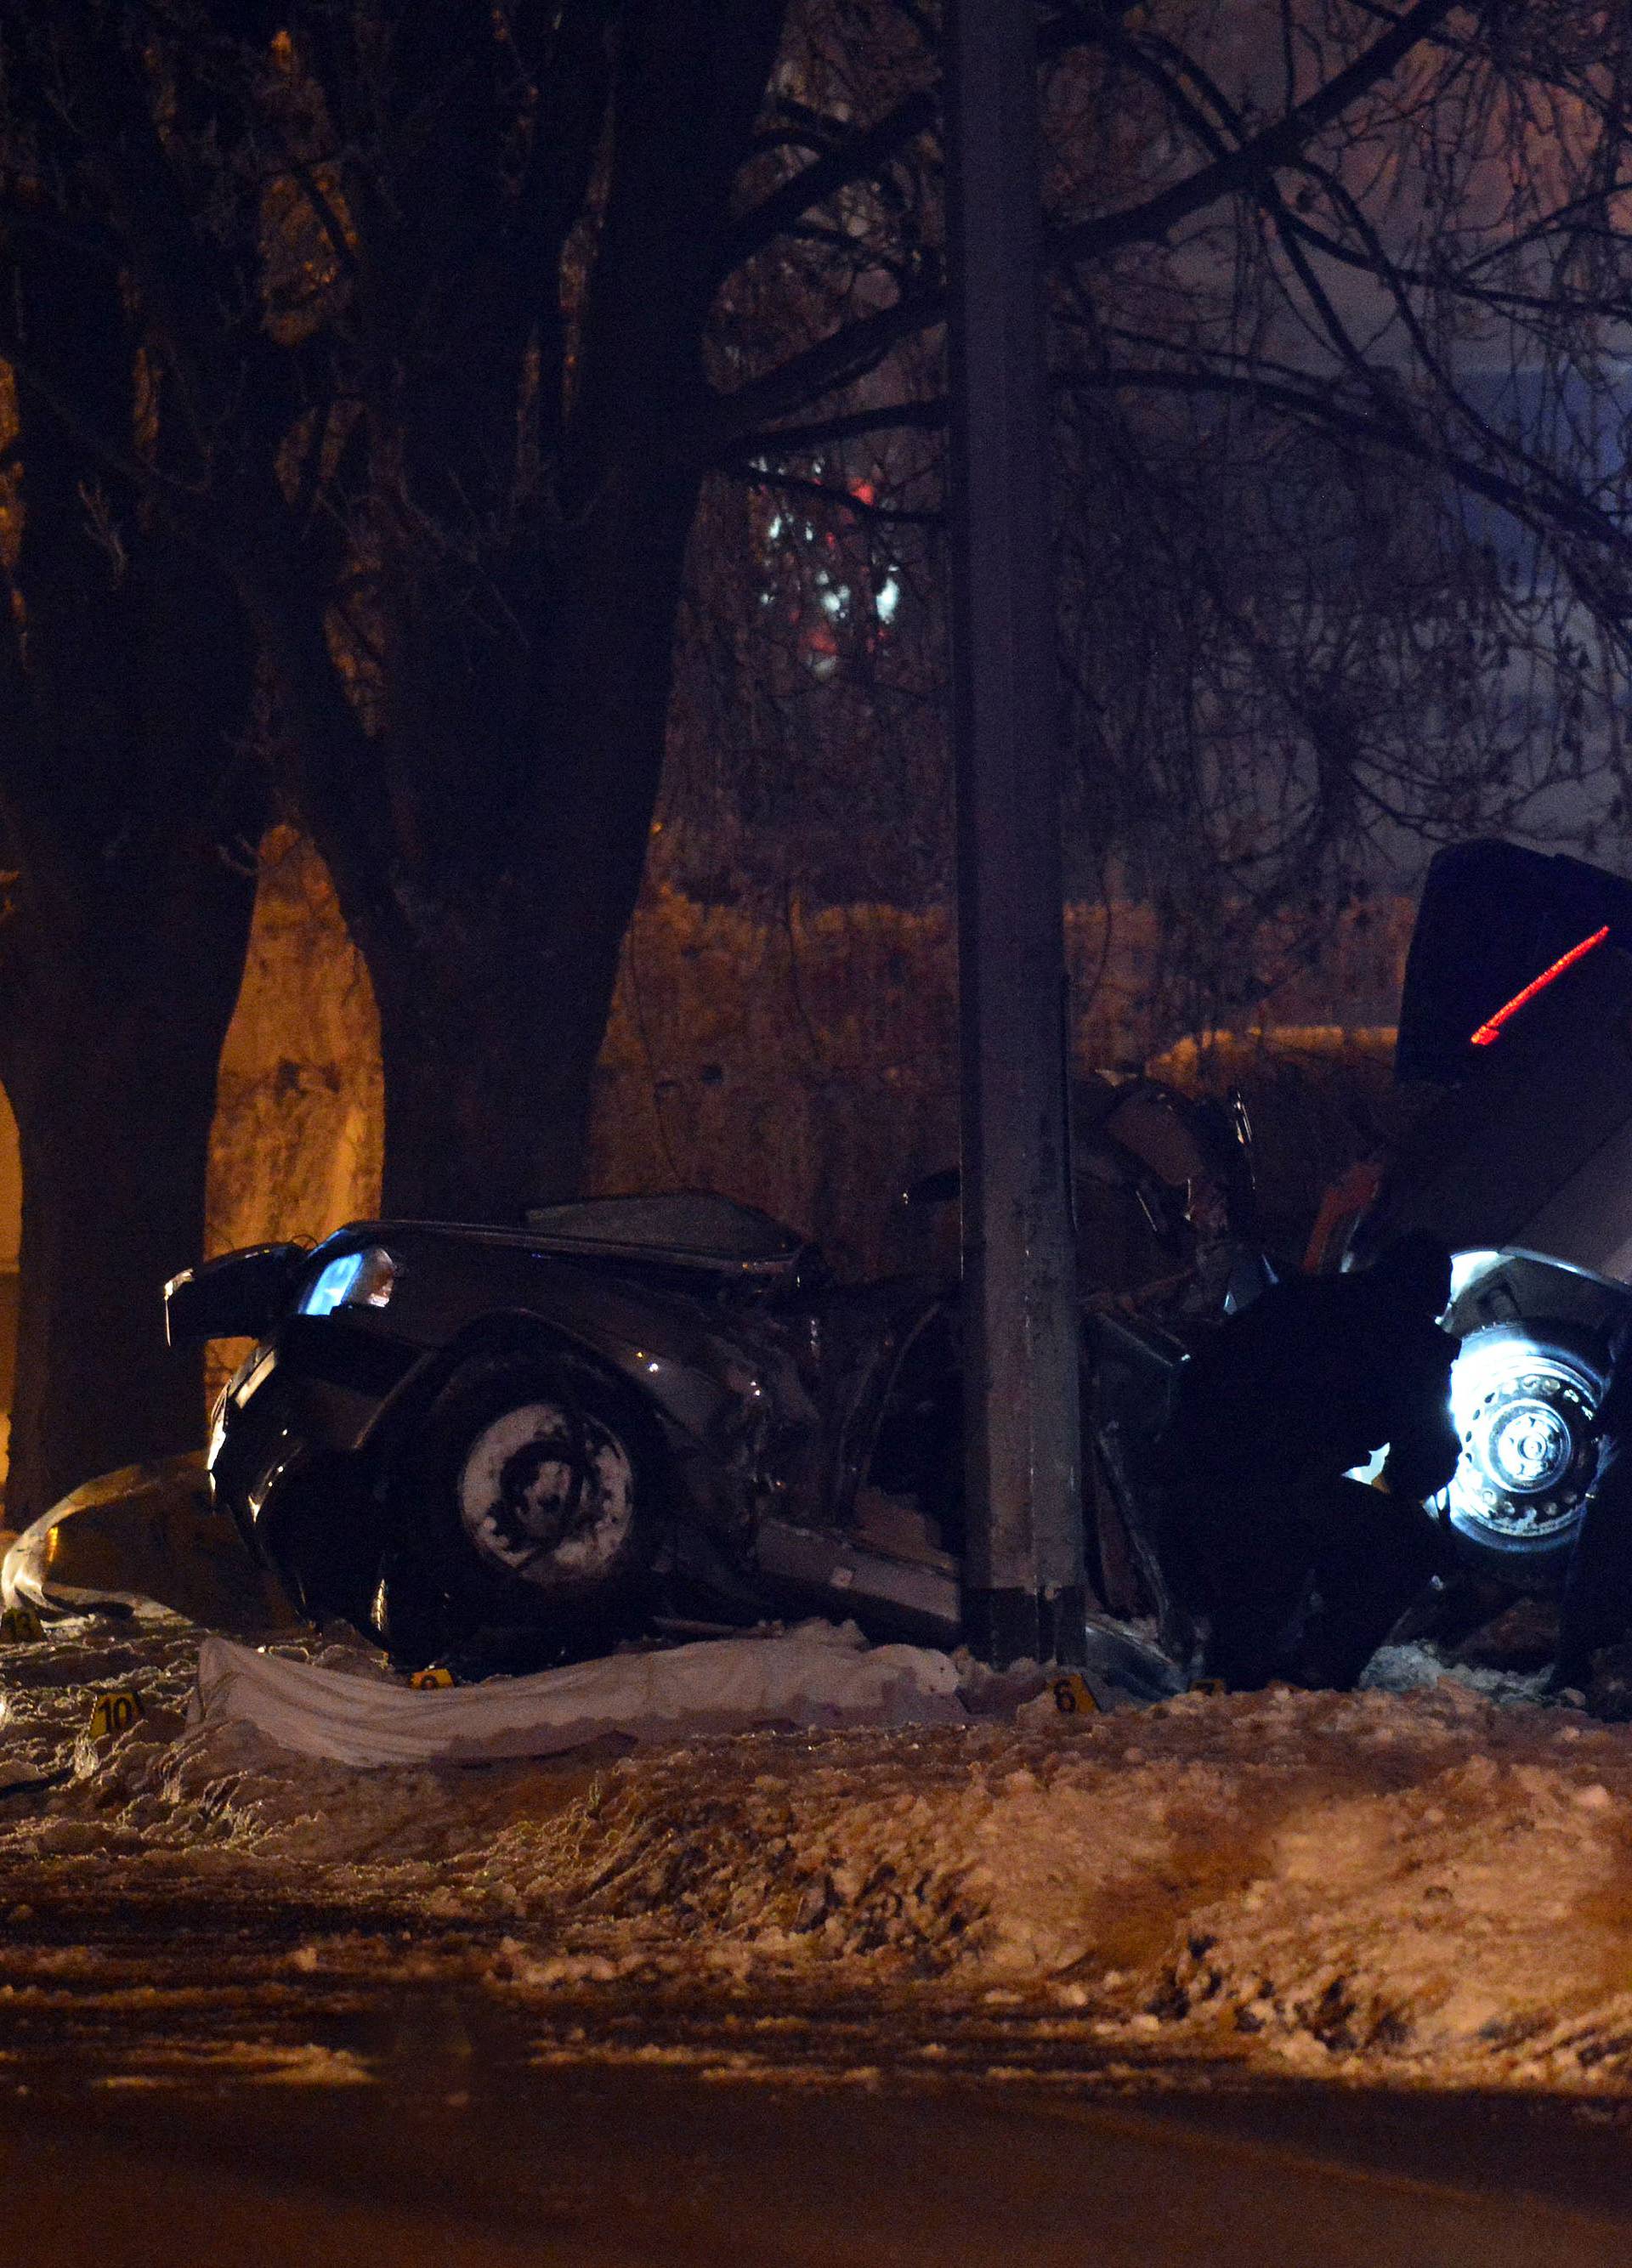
210,1318,426,1616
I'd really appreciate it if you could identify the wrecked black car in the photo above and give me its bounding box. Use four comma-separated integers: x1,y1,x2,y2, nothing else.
167,1077,1258,1672
169,1191,974,1669
168,834,1632,1674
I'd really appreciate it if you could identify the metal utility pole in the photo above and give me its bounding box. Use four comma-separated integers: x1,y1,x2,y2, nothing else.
946,0,1086,1666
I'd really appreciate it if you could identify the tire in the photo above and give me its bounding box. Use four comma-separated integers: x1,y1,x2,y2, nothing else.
1433,1319,1611,1592
378,1349,655,1666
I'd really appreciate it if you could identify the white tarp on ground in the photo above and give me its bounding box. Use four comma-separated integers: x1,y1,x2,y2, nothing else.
192,1620,967,1767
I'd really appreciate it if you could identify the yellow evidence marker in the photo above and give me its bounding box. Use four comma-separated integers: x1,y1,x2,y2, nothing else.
0,1605,45,1644
86,1689,145,1743
1051,1671,1100,1716
408,1665,456,1689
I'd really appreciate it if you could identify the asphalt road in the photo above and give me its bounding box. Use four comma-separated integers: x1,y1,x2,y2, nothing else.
2,1822,1629,2265
7,2011,1632,2268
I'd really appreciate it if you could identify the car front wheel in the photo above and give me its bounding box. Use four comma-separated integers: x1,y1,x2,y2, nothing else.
377,1349,654,1666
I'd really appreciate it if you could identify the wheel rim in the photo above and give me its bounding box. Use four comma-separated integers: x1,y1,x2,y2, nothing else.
456,1400,636,1589
1439,1329,1602,1554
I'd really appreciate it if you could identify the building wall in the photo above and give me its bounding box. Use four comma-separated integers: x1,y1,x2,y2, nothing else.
207,828,383,1256
205,835,1411,1279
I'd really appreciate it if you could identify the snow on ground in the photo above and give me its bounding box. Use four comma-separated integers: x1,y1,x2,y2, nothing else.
4,1610,1632,2096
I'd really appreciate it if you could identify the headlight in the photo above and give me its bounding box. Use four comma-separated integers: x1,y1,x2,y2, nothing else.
298,1246,400,1316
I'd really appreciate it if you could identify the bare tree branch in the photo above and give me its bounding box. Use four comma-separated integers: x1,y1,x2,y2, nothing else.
718,87,936,283
1051,0,1464,264
726,395,948,461
694,290,944,461
721,459,942,527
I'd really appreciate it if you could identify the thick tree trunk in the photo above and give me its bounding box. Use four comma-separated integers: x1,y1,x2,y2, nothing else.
372,926,610,1222
0,156,268,1521
0,867,257,1528
0,378,263,1524
207,2,788,1228
370,463,703,1222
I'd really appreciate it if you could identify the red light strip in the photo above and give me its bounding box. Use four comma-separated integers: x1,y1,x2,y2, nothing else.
1470,925,1612,1047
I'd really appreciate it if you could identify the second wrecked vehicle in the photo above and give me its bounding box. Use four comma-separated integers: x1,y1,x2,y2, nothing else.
1096,838,1632,1635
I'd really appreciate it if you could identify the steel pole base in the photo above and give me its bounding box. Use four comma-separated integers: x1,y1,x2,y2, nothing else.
964,1584,1089,1670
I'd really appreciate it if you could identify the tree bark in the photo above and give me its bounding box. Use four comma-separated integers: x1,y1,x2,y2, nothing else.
367,456,702,1219
0,202,263,1519
371,940,605,1222
0,875,254,1526
3,0,789,1240
0,515,261,1520
277,3,782,1222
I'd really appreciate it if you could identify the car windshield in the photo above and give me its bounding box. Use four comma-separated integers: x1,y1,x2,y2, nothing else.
523,1192,802,1264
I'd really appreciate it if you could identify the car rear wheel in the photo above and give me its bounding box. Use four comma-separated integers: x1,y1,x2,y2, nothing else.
376,1349,655,1666
1434,1319,1609,1590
